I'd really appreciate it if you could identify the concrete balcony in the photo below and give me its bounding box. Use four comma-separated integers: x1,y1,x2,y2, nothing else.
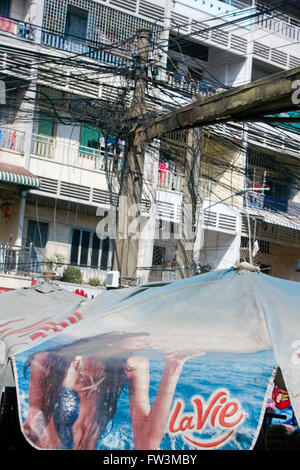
30,134,123,173
255,2,300,42
0,126,26,167
157,167,184,193
0,126,25,154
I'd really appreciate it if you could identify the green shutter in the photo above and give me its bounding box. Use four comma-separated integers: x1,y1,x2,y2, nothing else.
38,112,55,137
80,123,103,149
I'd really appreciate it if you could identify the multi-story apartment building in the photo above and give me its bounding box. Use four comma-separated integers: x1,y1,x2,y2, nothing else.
0,0,300,289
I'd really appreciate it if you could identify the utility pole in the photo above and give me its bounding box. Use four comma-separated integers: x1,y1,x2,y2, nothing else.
113,28,151,286
175,126,202,279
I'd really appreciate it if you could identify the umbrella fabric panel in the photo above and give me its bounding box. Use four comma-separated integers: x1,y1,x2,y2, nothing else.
0,282,83,377
249,274,300,430
12,269,277,450
14,343,275,451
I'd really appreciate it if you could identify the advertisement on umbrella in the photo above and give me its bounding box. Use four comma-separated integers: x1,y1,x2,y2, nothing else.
11,269,283,451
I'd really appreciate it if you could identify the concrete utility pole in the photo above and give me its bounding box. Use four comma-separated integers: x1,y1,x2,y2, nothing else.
176,127,202,279
113,28,151,286
133,65,300,142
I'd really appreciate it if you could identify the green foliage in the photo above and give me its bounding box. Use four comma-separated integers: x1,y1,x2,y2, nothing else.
88,277,106,287
43,253,65,272
61,266,83,284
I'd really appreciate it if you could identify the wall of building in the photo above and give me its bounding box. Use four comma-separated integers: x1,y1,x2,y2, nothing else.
201,135,244,206
23,201,110,282
257,241,300,282
199,229,240,269
0,186,21,244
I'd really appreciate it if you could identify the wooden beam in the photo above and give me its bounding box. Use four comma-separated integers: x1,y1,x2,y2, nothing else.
134,66,300,144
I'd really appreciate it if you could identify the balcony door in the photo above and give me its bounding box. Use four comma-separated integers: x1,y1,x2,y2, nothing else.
0,0,10,17
65,5,88,40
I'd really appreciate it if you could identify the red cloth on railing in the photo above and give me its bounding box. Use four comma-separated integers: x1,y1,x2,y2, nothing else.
10,131,16,150
158,162,167,183
0,17,14,33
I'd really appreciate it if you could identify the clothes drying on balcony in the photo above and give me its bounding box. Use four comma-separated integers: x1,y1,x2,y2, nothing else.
0,17,14,34
158,161,168,183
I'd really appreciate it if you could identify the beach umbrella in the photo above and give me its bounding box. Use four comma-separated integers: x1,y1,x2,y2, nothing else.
9,267,300,451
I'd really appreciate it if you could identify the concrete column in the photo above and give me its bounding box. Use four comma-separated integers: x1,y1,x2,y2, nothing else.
15,189,27,246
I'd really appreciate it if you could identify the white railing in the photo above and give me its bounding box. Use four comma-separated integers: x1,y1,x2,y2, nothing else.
219,0,251,9
79,145,122,172
157,168,184,192
0,126,25,154
255,3,300,42
31,134,123,172
31,134,55,159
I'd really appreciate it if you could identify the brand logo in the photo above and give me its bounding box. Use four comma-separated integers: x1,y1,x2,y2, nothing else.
168,388,248,449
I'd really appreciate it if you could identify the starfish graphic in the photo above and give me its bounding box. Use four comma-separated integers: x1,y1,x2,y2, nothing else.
81,376,105,396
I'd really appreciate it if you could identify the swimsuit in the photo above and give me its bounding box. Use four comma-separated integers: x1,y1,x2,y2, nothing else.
53,386,80,449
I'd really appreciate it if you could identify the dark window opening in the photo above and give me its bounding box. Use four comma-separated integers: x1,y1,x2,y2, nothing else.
152,245,165,266
260,264,271,275
70,228,110,270
26,220,48,248
168,35,209,62
0,0,10,18
79,230,90,266
100,237,110,269
65,5,88,40
91,233,100,268
70,229,80,264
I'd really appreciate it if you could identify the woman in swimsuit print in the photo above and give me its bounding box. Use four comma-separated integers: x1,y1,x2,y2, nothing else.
23,331,191,450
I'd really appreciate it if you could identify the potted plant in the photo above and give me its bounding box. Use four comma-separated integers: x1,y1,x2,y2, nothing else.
43,253,65,279
61,266,83,285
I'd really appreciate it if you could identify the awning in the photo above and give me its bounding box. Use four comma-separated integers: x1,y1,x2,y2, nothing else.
263,214,300,231
0,162,40,188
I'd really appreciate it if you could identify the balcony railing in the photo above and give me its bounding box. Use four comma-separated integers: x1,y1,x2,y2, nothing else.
157,167,184,192
245,192,300,217
0,126,25,154
219,0,251,8
41,31,130,67
255,3,300,42
0,16,35,41
0,243,33,274
166,72,222,97
31,134,123,172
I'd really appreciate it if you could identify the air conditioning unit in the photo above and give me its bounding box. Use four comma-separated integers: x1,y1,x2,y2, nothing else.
106,271,120,288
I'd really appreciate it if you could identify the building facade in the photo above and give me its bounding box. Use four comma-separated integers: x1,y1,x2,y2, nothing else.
1,0,300,289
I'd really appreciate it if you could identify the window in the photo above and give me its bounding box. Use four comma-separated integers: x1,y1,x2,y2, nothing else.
247,149,275,170
70,228,111,269
38,112,56,137
26,220,48,248
241,237,270,254
152,245,165,266
0,0,10,17
80,123,102,150
65,5,88,40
